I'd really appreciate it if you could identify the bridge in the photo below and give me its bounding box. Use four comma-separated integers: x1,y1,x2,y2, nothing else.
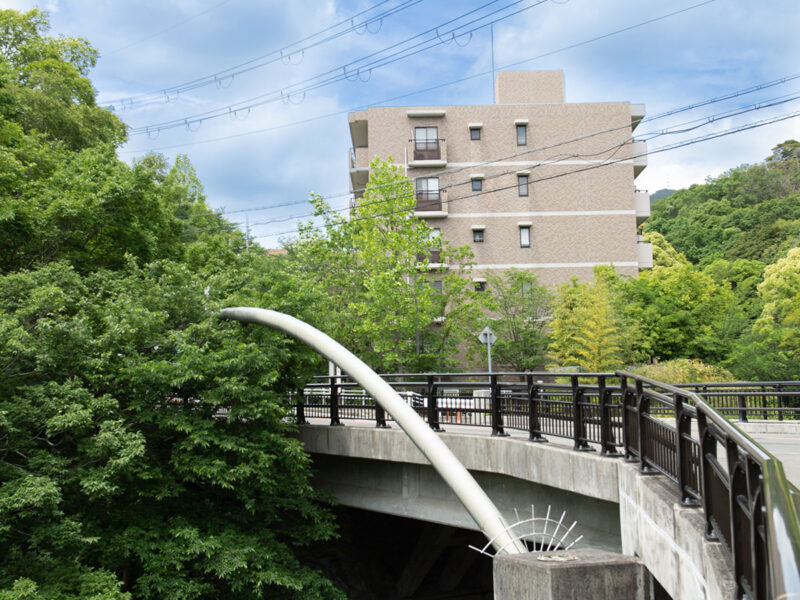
295,373,800,599
222,308,800,600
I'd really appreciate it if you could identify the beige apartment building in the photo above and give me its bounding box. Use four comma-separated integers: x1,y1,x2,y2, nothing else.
347,71,653,287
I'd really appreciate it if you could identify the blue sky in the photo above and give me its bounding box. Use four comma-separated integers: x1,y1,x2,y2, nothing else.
8,0,800,247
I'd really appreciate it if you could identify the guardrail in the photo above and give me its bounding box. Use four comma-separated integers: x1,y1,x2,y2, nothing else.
294,371,800,600
675,382,800,421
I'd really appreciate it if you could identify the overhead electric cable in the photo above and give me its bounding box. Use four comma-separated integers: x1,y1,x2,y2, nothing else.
104,0,234,56
180,95,800,237
120,0,720,152
185,83,800,223
241,108,800,243
126,0,548,134
105,0,424,109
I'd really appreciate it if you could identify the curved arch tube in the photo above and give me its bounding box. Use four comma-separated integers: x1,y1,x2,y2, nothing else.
220,307,526,555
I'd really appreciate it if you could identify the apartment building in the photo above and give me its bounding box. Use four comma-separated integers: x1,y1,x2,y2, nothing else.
347,71,653,287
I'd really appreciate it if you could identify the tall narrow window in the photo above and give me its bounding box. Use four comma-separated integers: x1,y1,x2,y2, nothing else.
518,174,529,197
414,127,439,160
415,177,440,211
470,127,481,140
519,226,531,248
516,124,527,146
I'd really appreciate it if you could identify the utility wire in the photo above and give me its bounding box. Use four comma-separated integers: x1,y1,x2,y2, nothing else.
184,80,800,222
120,0,719,151
242,108,800,243
127,0,548,134
105,0,423,109
180,94,800,237
103,0,234,56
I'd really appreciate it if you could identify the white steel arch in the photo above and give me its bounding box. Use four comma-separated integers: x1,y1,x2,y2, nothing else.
220,307,525,555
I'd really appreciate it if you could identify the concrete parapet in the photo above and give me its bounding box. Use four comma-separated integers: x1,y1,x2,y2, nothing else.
493,548,649,600
618,462,735,599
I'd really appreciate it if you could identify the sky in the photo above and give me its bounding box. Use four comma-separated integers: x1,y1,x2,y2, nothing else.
6,0,800,247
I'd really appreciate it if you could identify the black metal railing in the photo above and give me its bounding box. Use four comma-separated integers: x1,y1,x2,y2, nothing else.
294,371,800,600
415,190,442,212
412,138,444,160
675,382,800,421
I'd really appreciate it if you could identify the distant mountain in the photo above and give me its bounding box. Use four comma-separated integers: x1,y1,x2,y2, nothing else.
650,188,677,202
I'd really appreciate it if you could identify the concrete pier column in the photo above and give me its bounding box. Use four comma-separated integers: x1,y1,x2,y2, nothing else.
493,548,650,600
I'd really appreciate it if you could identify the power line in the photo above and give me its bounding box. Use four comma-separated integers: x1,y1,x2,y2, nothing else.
103,0,234,56
120,0,719,152
104,0,423,109
183,79,800,223
243,109,800,243
126,0,549,134
180,95,800,238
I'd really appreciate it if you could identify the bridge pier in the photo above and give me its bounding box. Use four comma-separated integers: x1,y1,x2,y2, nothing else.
493,548,649,600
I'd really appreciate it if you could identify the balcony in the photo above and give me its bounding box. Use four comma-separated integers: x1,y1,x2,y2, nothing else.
416,249,442,264
409,139,447,168
632,140,648,178
635,190,650,225
415,190,441,212
637,235,653,269
349,147,369,192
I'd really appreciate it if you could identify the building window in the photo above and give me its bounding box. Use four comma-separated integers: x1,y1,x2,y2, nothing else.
519,226,531,248
474,281,486,292
470,128,481,140
518,174,529,196
521,281,532,297
431,280,443,293
415,177,440,211
472,179,482,191
516,124,527,146
473,229,484,243
414,126,440,160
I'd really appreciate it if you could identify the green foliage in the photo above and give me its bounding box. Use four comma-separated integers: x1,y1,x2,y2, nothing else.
645,140,800,265
288,157,484,372
548,270,626,372
0,10,341,599
484,270,552,371
629,359,736,384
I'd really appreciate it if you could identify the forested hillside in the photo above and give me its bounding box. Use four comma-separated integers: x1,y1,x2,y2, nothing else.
635,140,800,380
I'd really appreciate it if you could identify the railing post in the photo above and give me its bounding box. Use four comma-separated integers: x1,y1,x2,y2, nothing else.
697,409,718,541
620,375,635,461
571,376,591,451
598,376,617,455
761,384,768,420
375,402,389,428
295,388,307,425
674,393,697,505
636,379,652,471
329,376,342,426
738,393,748,423
491,374,508,436
776,383,783,421
527,374,546,443
427,375,443,432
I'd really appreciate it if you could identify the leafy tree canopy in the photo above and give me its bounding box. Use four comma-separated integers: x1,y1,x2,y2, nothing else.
287,158,484,372
0,10,342,599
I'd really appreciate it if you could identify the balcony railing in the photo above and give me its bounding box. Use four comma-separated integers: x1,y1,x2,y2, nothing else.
294,372,800,600
415,190,441,212
413,139,442,160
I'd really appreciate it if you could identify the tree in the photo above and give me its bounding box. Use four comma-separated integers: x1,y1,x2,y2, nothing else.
288,158,484,372
548,273,624,372
0,10,342,599
728,248,800,380
484,269,552,371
